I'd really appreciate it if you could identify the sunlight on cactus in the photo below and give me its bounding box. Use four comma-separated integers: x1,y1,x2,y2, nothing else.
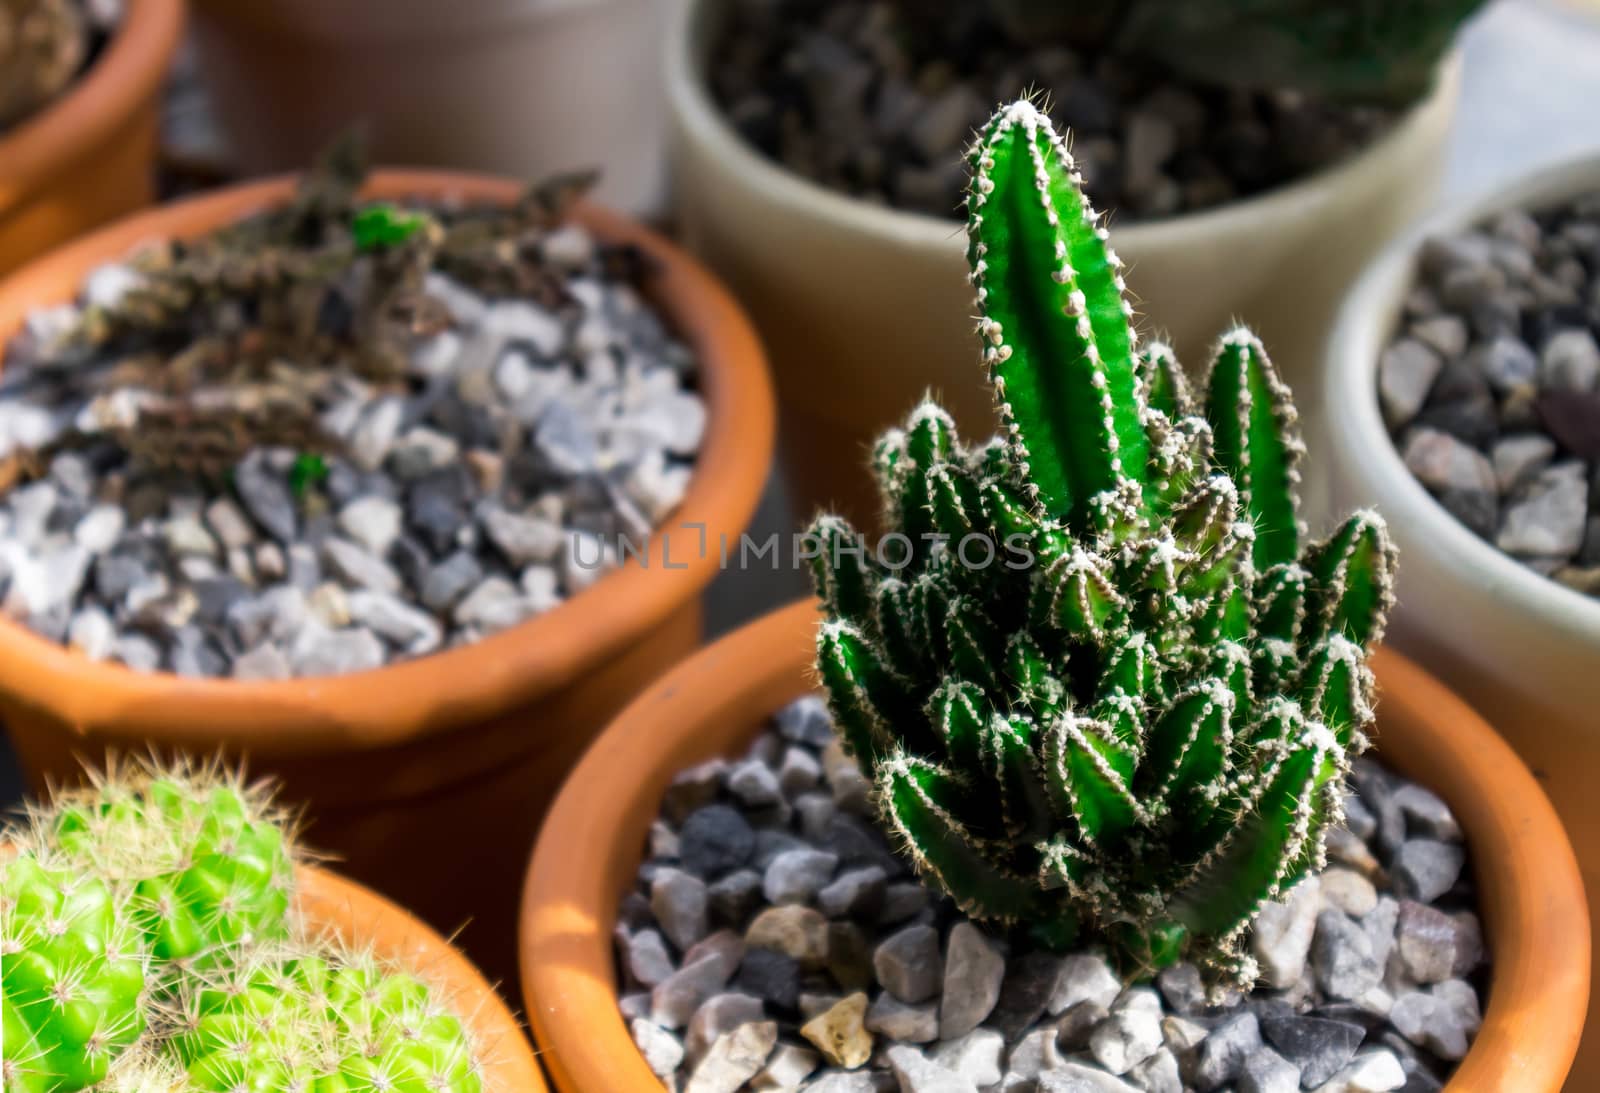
21,757,299,972
165,941,483,1093
0,848,148,1093
809,99,1397,985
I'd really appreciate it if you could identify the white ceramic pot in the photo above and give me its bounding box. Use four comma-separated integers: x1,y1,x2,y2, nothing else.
667,0,1462,524
190,0,674,215
1321,153,1600,1086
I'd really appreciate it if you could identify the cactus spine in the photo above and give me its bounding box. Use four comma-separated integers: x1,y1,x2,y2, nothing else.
810,99,1396,982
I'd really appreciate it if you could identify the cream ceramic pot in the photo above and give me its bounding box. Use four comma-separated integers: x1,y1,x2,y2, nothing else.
1321,152,1600,1088
667,0,1462,525
189,0,674,215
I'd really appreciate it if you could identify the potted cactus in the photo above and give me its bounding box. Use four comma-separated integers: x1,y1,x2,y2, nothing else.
669,0,1481,526
0,145,774,987
1321,153,1600,1084
0,0,183,276
521,101,1588,1092
1,759,545,1092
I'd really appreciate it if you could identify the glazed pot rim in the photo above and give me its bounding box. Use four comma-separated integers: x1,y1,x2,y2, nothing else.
1324,150,1600,642
0,170,775,750
0,0,185,203
666,0,1464,255
520,598,1590,1092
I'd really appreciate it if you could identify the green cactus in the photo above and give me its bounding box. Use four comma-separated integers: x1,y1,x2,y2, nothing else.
809,99,1396,982
168,945,481,1093
0,851,147,1093
38,762,297,971
991,0,1482,105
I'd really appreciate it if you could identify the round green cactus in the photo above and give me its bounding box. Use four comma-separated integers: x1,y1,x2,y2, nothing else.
42,763,297,970
809,99,1397,985
1,852,147,1093
168,946,481,1093
321,957,481,1093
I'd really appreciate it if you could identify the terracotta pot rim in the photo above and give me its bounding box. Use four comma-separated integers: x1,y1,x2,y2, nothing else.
666,0,1463,254
1324,150,1600,642
0,170,775,750
0,0,185,203
520,599,1589,1092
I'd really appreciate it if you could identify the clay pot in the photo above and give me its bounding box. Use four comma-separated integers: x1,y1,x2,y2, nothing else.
666,0,1463,527
0,171,775,989
1320,150,1600,1085
188,0,673,215
0,0,184,277
520,599,1588,1092
297,864,547,1091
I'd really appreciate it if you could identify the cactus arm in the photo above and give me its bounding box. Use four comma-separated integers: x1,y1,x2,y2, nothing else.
945,596,1004,692
874,577,924,678
928,463,986,546
930,679,987,774
1303,511,1398,650
967,100,1147,525
897,404,959,552
879,754,1042,921
1298,635,1376,749
1037,547,1128,643
985,715,1057,840
1140,682,1235,818
816,622,905,765
1204,330,1304,569
910,572,952,665
1169,729,1339,941
809,514,875,627
1043,716,1141,846
1137,341,1193,420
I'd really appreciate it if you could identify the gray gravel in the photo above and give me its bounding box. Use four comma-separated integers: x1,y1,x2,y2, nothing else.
0,227,705,677
1382,196,1600,598
618,698,1487,1091
710,0,1393,222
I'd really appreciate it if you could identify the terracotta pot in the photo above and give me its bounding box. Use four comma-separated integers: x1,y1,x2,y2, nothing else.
297,864,547,1091
0,0,184,277
1320,150,1600,1087
0,171,775,990
666,0,1462,527
521,600,1589,1092
188,0,675,216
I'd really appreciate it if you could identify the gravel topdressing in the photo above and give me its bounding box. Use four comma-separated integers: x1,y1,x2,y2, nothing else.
1379,194,1600,599
615,697,1487,1093
708,0,1395,223
0,213,707,679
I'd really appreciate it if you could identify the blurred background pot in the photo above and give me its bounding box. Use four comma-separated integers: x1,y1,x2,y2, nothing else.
667,0,1461,527
0,0,184,277
0,170,774,993
520,601,1588,1092
188,0,674,215
1322,151,1600,1086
